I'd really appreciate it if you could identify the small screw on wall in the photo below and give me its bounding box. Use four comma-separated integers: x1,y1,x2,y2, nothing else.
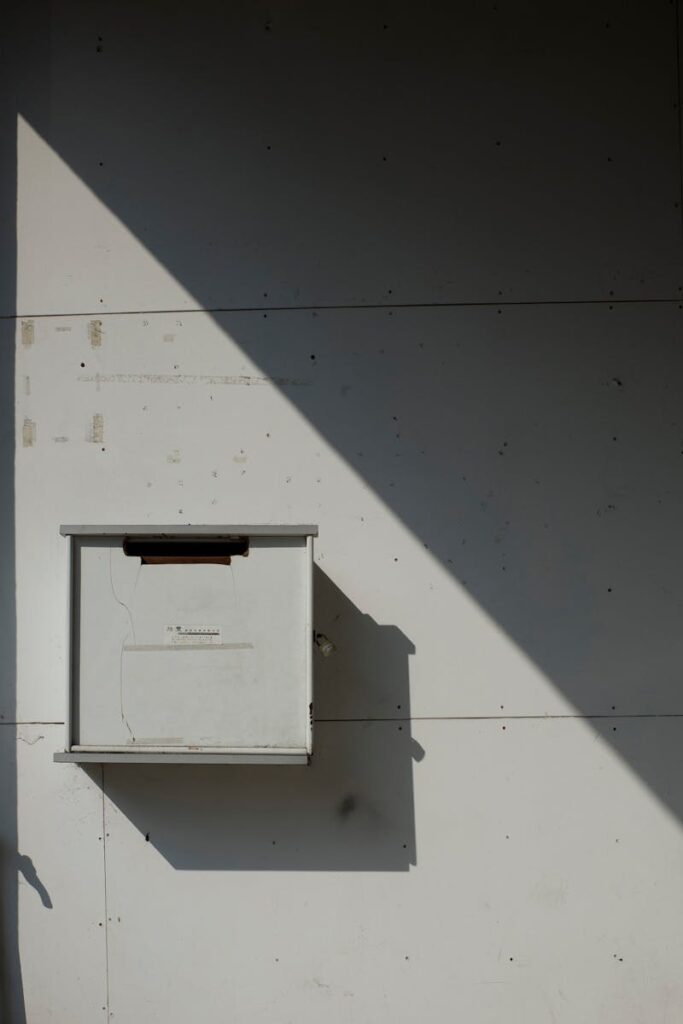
313,632,336,658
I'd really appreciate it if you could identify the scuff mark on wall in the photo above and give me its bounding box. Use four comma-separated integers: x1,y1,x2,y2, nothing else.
22,418,36,447
23,376,31,396
21,320,35,347
77,373,310,387
163,333,175,343
88,319,103,348
53,436,69,444
88,413,104,444
167,449,181,464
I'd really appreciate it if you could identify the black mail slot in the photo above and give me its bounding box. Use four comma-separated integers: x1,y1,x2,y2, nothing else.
123,536,249,564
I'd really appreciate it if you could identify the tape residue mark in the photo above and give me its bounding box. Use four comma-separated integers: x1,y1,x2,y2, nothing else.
22,418,36,447
21,321,34,347
88,320,103,348
88,413,104,444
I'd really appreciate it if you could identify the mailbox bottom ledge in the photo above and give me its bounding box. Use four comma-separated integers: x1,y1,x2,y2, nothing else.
54,748,310,765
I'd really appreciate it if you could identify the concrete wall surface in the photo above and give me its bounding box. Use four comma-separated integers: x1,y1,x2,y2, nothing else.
2,2,683,1020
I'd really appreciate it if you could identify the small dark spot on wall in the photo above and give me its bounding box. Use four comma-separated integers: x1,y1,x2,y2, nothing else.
338,794,357,819
310,354,316,361
145,833,150,842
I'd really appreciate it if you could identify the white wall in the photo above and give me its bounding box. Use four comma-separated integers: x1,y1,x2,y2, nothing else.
3,2,683,1020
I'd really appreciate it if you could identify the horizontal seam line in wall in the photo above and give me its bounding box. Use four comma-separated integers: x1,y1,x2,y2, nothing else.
2,297,682,319
0,721,64,726
2,717,679,726
314,713,683,722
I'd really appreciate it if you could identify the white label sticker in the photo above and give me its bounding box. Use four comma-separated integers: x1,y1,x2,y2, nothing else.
165,625,222,646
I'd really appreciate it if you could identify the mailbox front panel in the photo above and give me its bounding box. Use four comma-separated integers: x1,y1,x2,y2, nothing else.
64,530,313,758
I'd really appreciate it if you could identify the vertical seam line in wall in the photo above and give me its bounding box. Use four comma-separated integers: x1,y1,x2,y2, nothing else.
676,0,683,238
101,766,111,1019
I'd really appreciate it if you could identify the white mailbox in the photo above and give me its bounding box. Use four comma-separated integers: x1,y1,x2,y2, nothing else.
54,525,316,764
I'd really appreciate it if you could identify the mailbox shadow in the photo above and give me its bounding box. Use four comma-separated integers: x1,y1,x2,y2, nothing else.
95,567,419,871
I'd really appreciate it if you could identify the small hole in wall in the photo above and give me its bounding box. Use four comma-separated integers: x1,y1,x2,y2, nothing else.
80,362,85,367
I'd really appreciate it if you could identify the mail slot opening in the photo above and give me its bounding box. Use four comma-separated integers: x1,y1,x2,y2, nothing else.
123,536,249,564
